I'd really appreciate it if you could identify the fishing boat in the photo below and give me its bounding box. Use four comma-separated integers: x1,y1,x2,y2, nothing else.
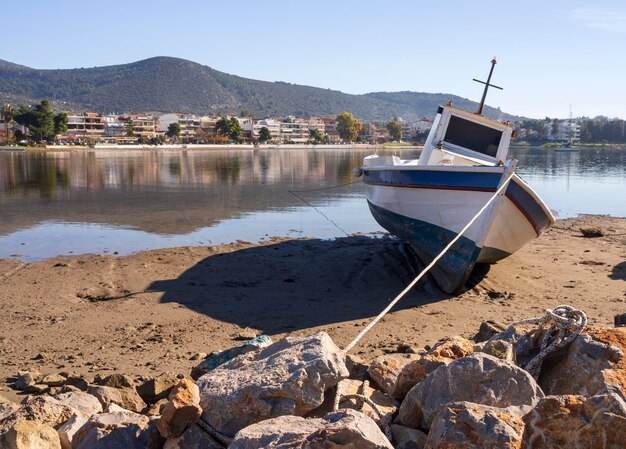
357,59,555,293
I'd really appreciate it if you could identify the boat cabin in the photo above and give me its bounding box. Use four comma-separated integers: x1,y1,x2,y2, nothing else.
419,105,514,167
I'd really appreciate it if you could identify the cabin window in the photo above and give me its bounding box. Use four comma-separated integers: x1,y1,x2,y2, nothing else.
443,116,502,157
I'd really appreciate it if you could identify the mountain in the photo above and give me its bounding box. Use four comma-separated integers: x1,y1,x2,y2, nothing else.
0,56,520,121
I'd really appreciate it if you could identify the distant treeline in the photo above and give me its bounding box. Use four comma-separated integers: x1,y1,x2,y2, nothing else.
522,117,626,143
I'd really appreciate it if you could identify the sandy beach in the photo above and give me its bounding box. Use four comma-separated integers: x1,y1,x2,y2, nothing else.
1,215,624,400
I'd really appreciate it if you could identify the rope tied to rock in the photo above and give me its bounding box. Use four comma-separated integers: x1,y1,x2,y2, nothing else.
333,380,393,441
510,305,587,379
332,169,517,437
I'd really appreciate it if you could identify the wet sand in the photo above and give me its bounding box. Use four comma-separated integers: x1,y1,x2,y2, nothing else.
0,215,625,399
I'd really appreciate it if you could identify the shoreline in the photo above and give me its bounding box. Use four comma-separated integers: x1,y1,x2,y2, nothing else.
1,215,625,402
1,143,423,151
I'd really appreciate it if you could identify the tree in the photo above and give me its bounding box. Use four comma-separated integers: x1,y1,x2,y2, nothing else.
13,100,56,142
216,117,243,142
54,112,68,136
125,119,134,137
258,126,272,142
336,112,362,142
386,118,403,141
228,117,242,142
308,128,326,144
166,122,181,138
240,108,253,118
1,104,14,144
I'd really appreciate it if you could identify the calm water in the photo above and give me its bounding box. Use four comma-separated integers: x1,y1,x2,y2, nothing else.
0,146,624,261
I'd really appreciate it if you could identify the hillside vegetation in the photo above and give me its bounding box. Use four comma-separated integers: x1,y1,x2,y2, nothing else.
0,57,518,121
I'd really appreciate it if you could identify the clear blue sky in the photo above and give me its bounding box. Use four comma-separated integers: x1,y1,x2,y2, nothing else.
3,0,626,119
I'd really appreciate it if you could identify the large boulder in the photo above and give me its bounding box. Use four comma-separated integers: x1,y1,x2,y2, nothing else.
197,332,348,437
521,393,626,448
539,327,626,397
157,379,202,439
0,396,75,434
367,353,421,398
87,385,147,413
425,402,524,449
137,372,179,404
54,391,103,416
0,420,61,449
390,424,428,449
393,336,474,400
191,335,273,380
229,409,393,449
72,409,163,449
57,413,88,449
397,353,543,430
163,423,223,449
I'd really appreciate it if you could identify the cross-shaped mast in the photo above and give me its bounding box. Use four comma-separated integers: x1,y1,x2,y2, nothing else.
473,57,503,115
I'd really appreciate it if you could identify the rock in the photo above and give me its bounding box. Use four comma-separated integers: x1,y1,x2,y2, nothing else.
163,424,223,449
54,391,103,415
345,353,369,380
229,409,393,449
233,327,258,341
426,402,524,449
473,320,506,343
191,335,273,380
28,384,50,394
145,398,169,416
580,226,604,237
58,385,81,394
390,424,428,449
337,379,398,425
367,353,421,397
198,332,348,436
490,322,547,366
0,401,19,421
137,372,178,404
397,353,543,430
57,413,88,449
42,373,67,387
98,373,136,389
0,420,61,449
72,411,163,449
428,336,475,359
539,327,626,397
615,313,626,327
14,371,41,391
64,376,89,391
189,352,207,361
87,385,147,413
393,336,474,400
157,379,202,439
522,393,626,448
0,396,75,434
474,339,516,363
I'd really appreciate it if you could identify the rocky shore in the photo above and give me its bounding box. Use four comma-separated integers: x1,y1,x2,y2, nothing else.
1,311,625,448
0,215,625,447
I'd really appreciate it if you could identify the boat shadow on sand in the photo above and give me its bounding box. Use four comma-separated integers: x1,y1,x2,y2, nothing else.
148,236,490,334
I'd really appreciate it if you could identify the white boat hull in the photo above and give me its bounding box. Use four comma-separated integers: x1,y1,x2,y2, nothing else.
363,162,554,292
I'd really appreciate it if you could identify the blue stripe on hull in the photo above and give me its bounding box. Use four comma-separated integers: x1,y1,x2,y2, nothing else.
364,169,502,191
368,200,481,294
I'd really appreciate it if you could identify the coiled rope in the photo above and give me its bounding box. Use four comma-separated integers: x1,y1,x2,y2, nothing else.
509,304,587,379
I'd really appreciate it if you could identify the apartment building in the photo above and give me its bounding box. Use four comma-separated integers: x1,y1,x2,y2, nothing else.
64,113,106,139
119,114,159,138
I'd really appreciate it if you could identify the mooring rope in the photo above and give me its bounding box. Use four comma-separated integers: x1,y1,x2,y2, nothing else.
333,170,516,427
508,305,587,379
288,180,363,238
340,171,515,355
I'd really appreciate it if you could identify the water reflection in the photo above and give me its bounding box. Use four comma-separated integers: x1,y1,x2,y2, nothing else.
0,146,623,260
